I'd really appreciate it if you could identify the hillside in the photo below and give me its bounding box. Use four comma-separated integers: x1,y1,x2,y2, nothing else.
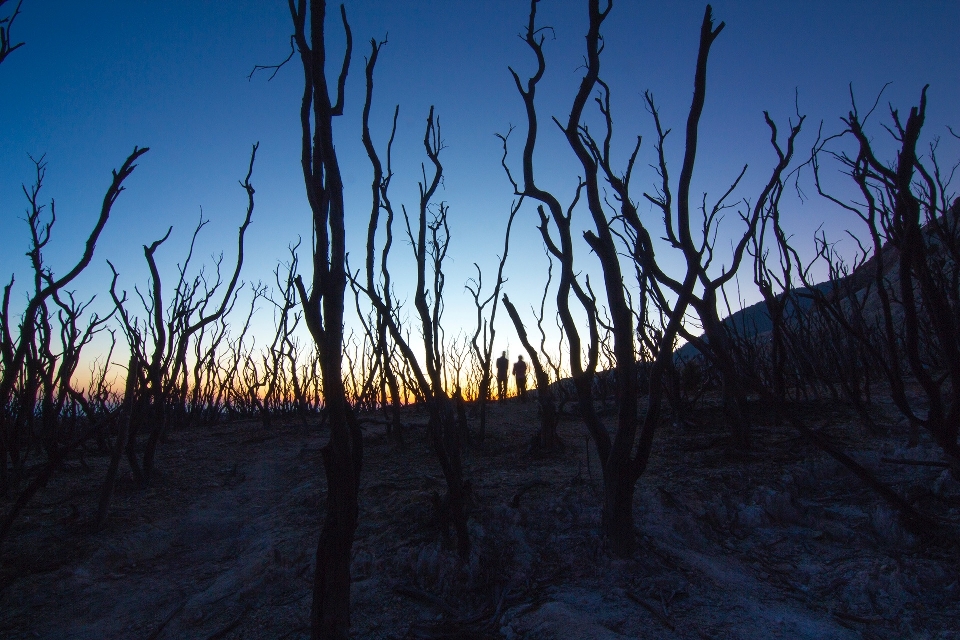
675,199,960,361
3,397,959,638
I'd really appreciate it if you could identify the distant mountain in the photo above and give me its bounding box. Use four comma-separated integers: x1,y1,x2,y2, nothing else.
673,288,818,362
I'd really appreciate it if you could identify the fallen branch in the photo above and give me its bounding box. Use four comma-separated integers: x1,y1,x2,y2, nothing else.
0,424,99,553
393,584,460,616
880,457,952,469
146,601,187,640
206,605,251,640
509,480,550,508
625,589,676,632
833,610,884,625
792,420,941,537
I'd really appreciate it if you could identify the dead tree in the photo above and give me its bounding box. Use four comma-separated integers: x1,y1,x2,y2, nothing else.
345,35,472,556
501,294,562,452
812,86,960,461
256,2,363,637
354,51,406,448
0,149,146,487
246,266,309,429
406,156,472,559
501,6,604,428
777,234,885,429
504,0,788,554
557,0,677,556
353,77,472,556
750,152,805,419
657,103,803,448
465,196,520,441
45,290,114,454
270,247,311,428
106,261,153,481
105,145,256,484
0,147,146,550
187,303,231,427
597,0,798,520
95,350,140,529
218,289,261,420
503,0,627,549
0,0,24,66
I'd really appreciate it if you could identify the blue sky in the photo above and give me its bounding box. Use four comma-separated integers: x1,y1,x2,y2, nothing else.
1,0,957,367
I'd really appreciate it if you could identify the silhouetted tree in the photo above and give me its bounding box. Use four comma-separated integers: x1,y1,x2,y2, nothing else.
812,86,960,461
465,196,520,441
353,69,472,555
0,146,146,551
504,0,802,555
501,294,562,452
750,149,804,420
0,0,24,66
106,145,256,484
282,2,361,637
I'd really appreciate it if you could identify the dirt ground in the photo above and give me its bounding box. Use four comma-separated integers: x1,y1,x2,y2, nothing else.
2,396,959,639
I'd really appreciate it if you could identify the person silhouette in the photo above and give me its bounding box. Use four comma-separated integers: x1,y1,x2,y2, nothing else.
495,351,509,401
513,355,528,402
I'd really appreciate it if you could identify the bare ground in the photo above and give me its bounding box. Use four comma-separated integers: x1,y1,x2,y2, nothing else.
1,397,959,639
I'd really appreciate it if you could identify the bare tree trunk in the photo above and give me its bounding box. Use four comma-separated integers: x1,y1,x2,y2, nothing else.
503,0,766,556
283,2,362,637
502,294,561,453
0,0,25,66
97,354,139,529
352,41,470,557
466,198,520,443
811,86,960,462
695,293,752,449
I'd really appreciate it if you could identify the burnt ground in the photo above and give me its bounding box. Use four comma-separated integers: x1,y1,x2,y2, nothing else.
1,395,959,639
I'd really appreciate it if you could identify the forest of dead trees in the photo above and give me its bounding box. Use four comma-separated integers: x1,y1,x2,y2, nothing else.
2,1,959,638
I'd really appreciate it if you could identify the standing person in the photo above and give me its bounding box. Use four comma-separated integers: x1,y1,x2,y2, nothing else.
496,351,509,402
513,355,528,402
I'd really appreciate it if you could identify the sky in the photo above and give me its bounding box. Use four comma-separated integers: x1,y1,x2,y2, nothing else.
0,0,958,376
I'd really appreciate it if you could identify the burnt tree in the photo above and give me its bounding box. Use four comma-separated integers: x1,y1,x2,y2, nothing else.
0,147,146,550
286,2,362,637
465,195,519,442
0,0,24,66
504,0,795,554
501,293,562,453
812,86,960,461
350,36,471,557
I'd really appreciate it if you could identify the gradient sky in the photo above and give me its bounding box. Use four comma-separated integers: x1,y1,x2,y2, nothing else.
1,0,958,367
